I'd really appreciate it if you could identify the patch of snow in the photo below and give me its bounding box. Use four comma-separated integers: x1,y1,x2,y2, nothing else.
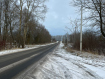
83,64,105,79
32,42,105,79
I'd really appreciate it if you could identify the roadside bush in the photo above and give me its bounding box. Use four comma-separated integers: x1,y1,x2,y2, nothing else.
0,41,6,50
71,30,105,55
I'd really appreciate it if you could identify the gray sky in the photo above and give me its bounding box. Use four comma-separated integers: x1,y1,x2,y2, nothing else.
42,0,79,36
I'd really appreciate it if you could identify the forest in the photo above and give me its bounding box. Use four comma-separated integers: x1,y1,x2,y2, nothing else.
0,0,51,49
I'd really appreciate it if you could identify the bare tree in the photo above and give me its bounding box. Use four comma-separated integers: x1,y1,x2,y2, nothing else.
24,0,47,47
14,0,47,48
0,1,2,36
91,0,105,37
66,18,80,44
0,0,48,49
73,0,105,37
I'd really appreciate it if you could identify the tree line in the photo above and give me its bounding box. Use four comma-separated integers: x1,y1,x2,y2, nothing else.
0,0,51,49
63,29,105,55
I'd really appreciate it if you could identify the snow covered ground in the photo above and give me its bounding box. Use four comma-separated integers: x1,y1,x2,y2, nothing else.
0,43,55,56
33,42,105,79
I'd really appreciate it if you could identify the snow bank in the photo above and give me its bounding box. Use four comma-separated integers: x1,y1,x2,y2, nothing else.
0,43,56,56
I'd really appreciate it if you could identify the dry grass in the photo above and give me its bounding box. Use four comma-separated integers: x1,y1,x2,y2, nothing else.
66,47,75,53
86,50,99,55
67,47,100,55
65,46,105,58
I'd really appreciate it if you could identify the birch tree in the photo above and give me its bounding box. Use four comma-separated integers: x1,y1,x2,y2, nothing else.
0,1,2,36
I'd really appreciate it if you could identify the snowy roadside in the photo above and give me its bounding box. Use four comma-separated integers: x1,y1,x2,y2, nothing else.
0,42,56,56
31,42,105,79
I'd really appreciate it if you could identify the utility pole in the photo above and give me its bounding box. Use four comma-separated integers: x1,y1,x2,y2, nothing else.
61,36,62,42
80,0,83,53
66,32,68,45
63,35,65,43
64,35,66,44
74,27,76,44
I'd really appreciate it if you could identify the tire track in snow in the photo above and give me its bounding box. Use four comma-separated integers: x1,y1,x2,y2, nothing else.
54,53,102,79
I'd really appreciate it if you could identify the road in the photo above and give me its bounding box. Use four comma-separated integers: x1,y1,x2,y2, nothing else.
0,43,58,79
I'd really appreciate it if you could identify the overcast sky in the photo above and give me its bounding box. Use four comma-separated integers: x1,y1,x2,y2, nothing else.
42,0,80,36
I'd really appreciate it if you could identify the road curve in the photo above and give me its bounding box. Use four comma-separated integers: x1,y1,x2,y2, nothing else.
0,43,59,79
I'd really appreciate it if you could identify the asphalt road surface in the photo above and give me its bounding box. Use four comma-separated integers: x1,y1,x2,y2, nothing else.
0,43,58,79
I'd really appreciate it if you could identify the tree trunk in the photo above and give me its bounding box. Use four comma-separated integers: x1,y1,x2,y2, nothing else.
0,14,1,36
99,2,105,37
19,0,23,48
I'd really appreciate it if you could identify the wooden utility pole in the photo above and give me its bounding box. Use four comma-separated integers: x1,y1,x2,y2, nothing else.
80,0,83,53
